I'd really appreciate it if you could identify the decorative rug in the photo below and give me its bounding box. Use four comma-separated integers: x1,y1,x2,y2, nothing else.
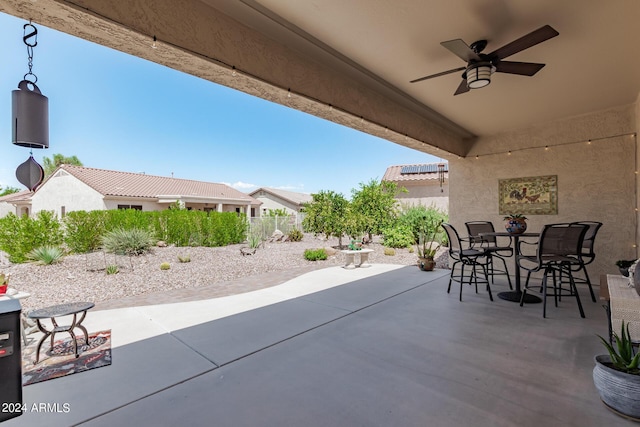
22,330,112,386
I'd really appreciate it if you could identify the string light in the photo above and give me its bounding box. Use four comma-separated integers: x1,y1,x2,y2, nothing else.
152,35,157,49
287,88,291,98
467,132,635,159
231,66,237,76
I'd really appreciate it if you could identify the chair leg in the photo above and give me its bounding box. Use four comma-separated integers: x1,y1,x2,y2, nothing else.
459,263,465,301
567,267,585,318
542,270,549,318
581,265,597,303
497,255,513,290
447,260,459,294
482,264,493,301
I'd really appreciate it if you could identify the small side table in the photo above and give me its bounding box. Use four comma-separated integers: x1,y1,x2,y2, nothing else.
28,302,95,364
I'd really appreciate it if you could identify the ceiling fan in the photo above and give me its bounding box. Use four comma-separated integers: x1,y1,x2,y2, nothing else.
410,25,559,95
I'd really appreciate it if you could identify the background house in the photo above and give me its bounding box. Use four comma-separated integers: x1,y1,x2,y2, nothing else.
15,165,260,217
0,190,32,217
383,163,448,212
248,187,312,217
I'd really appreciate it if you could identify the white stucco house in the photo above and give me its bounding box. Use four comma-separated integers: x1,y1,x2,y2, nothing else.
382,163,449,212
3,165,261,218
248,187,312,217
0,190,33,217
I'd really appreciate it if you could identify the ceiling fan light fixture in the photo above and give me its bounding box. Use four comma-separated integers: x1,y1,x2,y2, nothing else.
466,62,495,89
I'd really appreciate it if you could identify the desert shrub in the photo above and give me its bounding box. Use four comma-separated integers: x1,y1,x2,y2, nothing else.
160,262,170,270
64,210,108,253
382,224,414,248
102,227,155,256
288,228,303,242
384,247,396,256
177,255,191,263
106,265,119,275
0,211,63,263
28,245,64,265
304,248,327,261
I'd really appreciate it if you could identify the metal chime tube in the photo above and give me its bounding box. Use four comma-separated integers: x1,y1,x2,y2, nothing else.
12,80,49,148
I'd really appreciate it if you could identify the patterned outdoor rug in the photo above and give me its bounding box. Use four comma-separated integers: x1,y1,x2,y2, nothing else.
22,330,112,386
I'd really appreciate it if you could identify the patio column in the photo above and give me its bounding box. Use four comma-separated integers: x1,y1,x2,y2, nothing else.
217,203,223,212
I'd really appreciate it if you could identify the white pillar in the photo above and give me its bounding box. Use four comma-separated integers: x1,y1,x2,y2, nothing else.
217,203,223,212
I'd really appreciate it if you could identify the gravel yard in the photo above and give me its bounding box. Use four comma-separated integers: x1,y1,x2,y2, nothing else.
0,234,449,312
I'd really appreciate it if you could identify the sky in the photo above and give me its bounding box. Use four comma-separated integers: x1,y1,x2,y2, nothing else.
0,12,439,197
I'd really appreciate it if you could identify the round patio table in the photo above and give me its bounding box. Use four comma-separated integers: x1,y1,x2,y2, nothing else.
28,301,95,364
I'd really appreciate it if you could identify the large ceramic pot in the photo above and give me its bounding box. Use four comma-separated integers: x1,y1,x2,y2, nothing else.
593,355,640,420
505,218,527,234
417,257,436,271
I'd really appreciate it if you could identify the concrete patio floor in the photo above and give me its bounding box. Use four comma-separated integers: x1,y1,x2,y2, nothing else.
4,264,633,427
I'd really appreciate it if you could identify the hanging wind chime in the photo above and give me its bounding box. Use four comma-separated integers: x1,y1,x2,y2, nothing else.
12,21,48,191
437,162,446,193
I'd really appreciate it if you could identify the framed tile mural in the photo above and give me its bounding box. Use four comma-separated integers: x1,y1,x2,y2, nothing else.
498,175,558,215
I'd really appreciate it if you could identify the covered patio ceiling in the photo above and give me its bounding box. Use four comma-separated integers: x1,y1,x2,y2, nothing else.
1,0,639,158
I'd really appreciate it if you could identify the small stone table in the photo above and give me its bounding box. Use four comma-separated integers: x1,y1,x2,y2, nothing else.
341,249,374,269
28,302,95,364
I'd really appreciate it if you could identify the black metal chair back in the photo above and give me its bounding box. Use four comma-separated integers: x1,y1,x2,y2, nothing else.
465,221,497,246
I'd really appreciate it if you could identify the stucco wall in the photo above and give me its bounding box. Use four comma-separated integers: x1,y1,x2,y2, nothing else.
396,181,449,212
254,195,300,216
31,173,106,216
449,103,637,280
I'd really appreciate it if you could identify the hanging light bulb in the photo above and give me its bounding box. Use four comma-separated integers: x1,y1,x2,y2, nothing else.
12,22,48,149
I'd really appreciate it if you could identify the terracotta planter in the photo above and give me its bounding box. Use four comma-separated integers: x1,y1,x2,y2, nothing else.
593,355,640,420
505,218,527,234
417,257,436,271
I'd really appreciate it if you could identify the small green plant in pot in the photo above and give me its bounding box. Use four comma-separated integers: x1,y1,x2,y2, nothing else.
593,321,640,420
0,273,9,294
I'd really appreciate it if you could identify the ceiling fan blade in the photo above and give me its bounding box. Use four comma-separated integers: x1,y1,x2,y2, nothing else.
410,67,465,83
453,79,470,96
495,61,546,76
441,39,482,62
488,25,559,60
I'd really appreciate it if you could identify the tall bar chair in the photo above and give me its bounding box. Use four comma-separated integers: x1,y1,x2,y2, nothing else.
442,223,492,302
465,221,513,290
517,223,589,318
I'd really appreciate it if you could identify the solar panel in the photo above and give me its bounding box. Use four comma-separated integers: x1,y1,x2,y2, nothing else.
400,164,448,174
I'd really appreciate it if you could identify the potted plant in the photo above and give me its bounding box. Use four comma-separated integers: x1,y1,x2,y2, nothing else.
616,260,635,277
0,273,9,295
503,214,528,234
593,321,640,420
416,231,439,271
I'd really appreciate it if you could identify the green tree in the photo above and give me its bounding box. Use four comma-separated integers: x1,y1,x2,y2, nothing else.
350,179,403,242
43,153,83,176
302,190,349,247
0,186,20,197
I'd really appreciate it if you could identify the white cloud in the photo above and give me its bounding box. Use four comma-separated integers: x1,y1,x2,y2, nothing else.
224,181,257,190
273,184,306,192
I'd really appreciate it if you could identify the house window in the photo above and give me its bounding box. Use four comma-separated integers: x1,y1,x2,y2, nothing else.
117,204,143,210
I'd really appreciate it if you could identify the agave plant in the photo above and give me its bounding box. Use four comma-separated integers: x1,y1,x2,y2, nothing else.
27,245,64,265
598,321,640,375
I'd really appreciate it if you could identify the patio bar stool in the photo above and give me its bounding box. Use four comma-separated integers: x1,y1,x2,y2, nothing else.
568,221,602,302
517,223,588,318
442,223,492,302
465,221,513,290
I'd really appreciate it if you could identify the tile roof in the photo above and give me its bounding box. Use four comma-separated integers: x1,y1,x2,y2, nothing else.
0,189,32,202
55,165,259,204
248,187,313,206
382,163,449,183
